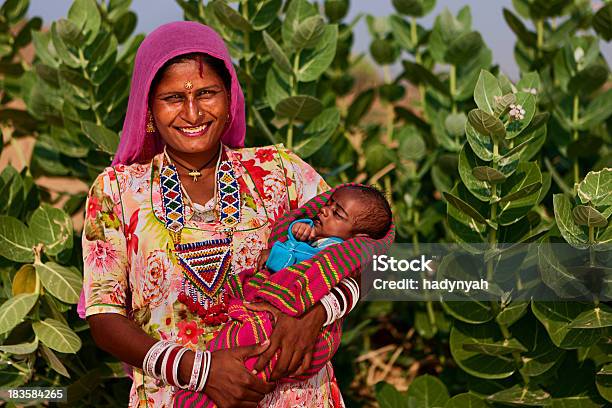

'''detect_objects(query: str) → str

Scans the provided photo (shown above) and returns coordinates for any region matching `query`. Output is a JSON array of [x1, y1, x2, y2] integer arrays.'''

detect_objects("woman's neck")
[[165, 144, 221, 170]]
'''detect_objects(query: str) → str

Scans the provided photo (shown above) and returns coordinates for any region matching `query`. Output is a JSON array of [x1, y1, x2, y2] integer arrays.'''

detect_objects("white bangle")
[[143, 341, 173, 379], [344, 278, 359, 311], [328, 292, 342, 323], [173, 347, 190, 388], [197, 351, 211, 392], [320, 294, 334, 326], [332, 286, 348, 317], [189, 350, 203, 391]]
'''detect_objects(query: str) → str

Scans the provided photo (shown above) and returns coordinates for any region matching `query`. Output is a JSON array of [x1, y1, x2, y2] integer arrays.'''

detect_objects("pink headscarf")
[[112, 21, 245, 165]]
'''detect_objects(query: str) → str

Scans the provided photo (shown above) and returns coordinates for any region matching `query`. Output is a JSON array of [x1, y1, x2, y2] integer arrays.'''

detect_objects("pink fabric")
[[78, 21, 246, 319]]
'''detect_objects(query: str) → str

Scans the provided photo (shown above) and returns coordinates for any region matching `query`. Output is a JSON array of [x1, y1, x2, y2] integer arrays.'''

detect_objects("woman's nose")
[[182, 97, 200, 124]]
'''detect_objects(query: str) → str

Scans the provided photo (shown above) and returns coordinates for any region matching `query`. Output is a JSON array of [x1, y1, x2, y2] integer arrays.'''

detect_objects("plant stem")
[[449, 64, 457, 114], [572, 94, 580, 191], [383, 65, 394, 145], [287, 119, 294, 149], [588, 225, 595, 267], [536, 19, 544, 59], [411, 17, 426, 117], [286, 51, 301, 149]]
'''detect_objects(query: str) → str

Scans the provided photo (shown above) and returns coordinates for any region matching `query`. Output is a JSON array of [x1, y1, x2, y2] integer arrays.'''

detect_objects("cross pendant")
[[188, 170, 201, 182]]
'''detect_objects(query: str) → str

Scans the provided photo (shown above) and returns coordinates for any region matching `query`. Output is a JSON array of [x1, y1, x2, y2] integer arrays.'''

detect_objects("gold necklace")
[[165, 148, 220, 182]]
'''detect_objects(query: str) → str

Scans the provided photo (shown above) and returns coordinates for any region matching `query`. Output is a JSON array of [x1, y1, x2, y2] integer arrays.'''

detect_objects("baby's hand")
[[292, 222, 315, 241], [256, 249, 271, 271]]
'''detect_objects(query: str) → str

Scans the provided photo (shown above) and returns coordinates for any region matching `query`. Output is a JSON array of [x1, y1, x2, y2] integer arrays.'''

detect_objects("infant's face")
[[312, 189, 363, 240]]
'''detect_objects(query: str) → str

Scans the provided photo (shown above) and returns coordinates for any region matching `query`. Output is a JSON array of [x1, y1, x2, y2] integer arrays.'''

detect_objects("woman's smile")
[[174, 121, 212, 137]]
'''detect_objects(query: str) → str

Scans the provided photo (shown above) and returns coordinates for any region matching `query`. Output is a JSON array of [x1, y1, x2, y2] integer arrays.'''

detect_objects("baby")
[[174, 185, 392, 407]]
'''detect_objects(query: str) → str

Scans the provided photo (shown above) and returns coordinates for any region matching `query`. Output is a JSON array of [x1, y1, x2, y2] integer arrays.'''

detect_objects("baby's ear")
[[354, 233, 369, 237]]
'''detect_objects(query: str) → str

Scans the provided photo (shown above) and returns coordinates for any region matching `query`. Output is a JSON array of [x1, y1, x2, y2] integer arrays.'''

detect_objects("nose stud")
[[198, 111, 203, 116]]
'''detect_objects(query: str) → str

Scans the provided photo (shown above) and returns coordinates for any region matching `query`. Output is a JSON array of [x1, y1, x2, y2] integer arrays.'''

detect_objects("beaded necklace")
[[160, 144, 240, 325]]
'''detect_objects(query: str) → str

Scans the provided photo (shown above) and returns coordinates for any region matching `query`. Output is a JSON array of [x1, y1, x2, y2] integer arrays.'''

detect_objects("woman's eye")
[[163, 95, 183, 102], [198, 90, 216, 98]]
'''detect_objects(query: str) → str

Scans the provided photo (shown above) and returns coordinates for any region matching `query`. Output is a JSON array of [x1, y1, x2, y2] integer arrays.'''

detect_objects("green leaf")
[[81, 121, 119, 154], [29, 204, 73, 256], [406, 375, 450, 407], [568, 305, 612, 329], [265, 67, 290, 109], [450, 321, 516, 379], [514, 313, 564, 377], [32, 318, 82, 353], [293, 108, 340, 158], [0, 338, 39, 355], [56, 18, 83, 47], [68, 0, 101, 44], [572, 206, 608, 228], [459, 146, 491, 201], [275, 95, 323, 121], [402, 61, 449, 96], [538, 243, 591, 298], [532, 302, 604, 349], [577, 169, 612, 207], [443, 192, 487, 224], [593, 3, 612, 41], [445, 31, 483, 65], [496, 301, 528, 326], [487, 385, 551, 406], [462, 337, 527, 355], [498, 162, 542, 226], [292, 15, 326, 50], [493, 93, 517, 118], [517, 71, 540, 95], [0, 216, 35, 263], [474, 70, 502, 115], [445, 113, 466, 138], [444, 394, 488, 408], [503, 8, 536, 46], [465, 122, 494, 162], [553, 194, 589, 249], [596, 363, 612, 403], [568, 64, 608, 96], [296, 25, 338, 82], [251, 0, 282, 30], [376, 382, 411, 408], [263, 31, 292, 75], [397, 126, 426, 161], [447, 184, 488, 245], [0, 293, 38, 335], [50, 22, 81, 68], [34, 262, 81, 304], [282, 0, 317, 45], [346, 88, 374, 128], [472, 166, 507, 184], [211, 0, 252, 32], [40, 344, 70, 378], [577, 89, 612, 130], [467, 109, 505, 142]]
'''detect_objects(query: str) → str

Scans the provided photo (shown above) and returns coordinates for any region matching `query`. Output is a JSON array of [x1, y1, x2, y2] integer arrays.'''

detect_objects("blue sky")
[[30, 0, 611, 80]]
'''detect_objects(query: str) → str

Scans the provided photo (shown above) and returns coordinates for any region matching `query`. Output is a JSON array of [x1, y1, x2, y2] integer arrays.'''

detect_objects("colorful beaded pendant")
[[160, 150, 241, 319]]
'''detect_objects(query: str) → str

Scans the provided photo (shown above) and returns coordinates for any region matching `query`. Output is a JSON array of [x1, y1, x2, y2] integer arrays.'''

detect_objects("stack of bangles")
[[143, 341, 211, 392], [320, 277, 360, 326]]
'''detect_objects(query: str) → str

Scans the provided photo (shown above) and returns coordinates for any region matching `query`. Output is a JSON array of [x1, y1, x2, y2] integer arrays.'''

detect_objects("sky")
[[28, 0, 611, 80]]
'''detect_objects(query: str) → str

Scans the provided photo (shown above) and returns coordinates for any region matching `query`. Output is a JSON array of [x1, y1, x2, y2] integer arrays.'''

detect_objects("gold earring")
[[146, 110, 156, 133]]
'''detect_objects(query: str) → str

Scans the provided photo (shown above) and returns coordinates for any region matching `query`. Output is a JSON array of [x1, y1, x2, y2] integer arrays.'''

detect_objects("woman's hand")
[[256, 249, 271, 271], [203, 342, 276, 408], [245, 302, 327, 381]]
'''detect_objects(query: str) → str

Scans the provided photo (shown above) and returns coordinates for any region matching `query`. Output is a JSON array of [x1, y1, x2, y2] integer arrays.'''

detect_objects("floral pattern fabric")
[[82, 144, 343, 407]]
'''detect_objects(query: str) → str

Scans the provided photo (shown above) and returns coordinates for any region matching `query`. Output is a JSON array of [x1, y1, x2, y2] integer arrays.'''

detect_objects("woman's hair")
[[149, 52, 232, 97]]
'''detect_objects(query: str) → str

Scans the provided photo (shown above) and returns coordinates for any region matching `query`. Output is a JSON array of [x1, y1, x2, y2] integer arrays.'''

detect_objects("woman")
[[81, 21, 347, 407]]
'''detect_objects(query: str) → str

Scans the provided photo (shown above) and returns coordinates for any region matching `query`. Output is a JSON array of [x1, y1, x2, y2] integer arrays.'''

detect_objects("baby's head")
[[312, 185, 392, 241]]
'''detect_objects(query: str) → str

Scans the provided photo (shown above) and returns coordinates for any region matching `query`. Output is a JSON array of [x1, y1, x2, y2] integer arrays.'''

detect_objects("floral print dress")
[[82, 144, 345, 407]]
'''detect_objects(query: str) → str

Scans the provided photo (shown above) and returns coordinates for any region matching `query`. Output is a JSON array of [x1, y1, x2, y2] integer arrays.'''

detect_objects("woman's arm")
[[88, 313, 274, 407]]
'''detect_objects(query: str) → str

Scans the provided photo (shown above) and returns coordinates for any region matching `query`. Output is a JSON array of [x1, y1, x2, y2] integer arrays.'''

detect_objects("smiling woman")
[[78, 21, 348, 408]]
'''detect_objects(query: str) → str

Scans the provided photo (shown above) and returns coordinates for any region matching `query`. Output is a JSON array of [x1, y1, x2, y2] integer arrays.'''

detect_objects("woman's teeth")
[[180, 124, 208, 134]]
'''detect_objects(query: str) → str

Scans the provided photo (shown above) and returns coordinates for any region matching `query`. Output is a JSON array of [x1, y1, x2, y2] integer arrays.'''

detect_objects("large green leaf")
[[532, 302, 604, 349], [473, 70, 501, 115], [293, 107, 340, 158], [211, 0, 252, 32], [487, 384, 551, 406], [262, 31, 292, 75], [296, 25, 338, 82], [513, 313, 564, 377], [282, 0, 317, 45], [0, 216, 35, 263], [450, 321, 516, 379], [68, 0, 101, 44], [445, 31, 483, 65], [0, 293, 38, 335], [444, 191, 487, 224], [568, 304, 612, 329], [250, 0, 282, 30], [406, 375, 450, 408], [35, 262, 82, 304], [397, 126, 426, 161], [274, 95, 323, 121], [568, 64, 608, 96], [572, 206, 607, 228], [81, 121, 119, 154], [40, 344, 70, 378], [0, 338, 39, 355], [465, 122, 494, 162], [444, 394, 488, 408], [345, 88, 374, 128], [517, 72, 540, 94], [498, 162, 542, 226], [506, 92, 536, 139], [577, 169, 612, 208], [553, 194, 589, 249], [291, 15, 326, 50], [593, 3, 612, 41], [496, 301, 529, 326], [32, 318, 82, 353], [462, 337, 527, 355], [376, 382, 411, 408], [468, 109, 505, 142], [447, 184, 488, 245], [458, 146, 492, 202], [265, 66, 290, 109], [596, 363, 612, 403], [577, 89, 612, 130], [538, 243, 591, 299], [29, 204, 73, 256]]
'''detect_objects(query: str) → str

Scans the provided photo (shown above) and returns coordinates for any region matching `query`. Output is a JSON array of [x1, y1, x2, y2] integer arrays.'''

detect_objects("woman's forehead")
[[157, 60, 224, 88]]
